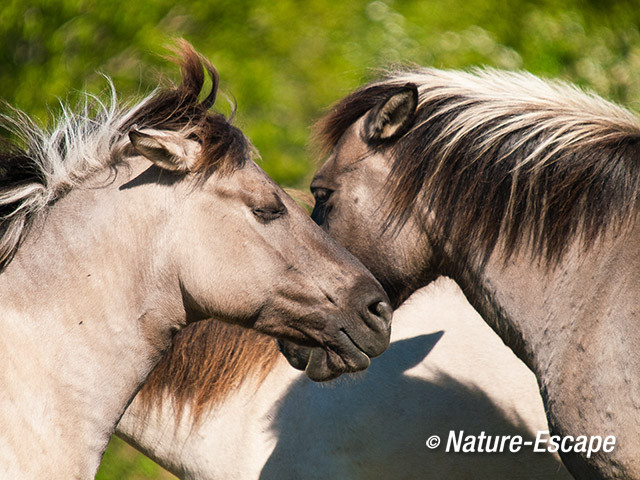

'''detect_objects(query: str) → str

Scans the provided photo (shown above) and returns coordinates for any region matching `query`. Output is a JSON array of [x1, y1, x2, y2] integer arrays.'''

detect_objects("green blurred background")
[[2, 0, 639, 478]]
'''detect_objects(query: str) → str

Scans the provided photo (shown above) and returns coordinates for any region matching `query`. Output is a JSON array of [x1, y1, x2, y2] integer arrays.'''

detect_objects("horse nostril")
[[366, 299, 393, 332]]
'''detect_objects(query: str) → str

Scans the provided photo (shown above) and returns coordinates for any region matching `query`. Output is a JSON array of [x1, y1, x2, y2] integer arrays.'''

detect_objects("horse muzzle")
[[277, 290, 392, 381]]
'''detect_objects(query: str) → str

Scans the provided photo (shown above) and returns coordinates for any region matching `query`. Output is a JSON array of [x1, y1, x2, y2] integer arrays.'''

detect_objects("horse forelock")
[[136, 320, 280, 425], [0, 40, 247, 271], [124, 39, 250, 176], [317, 68, 640, 265]]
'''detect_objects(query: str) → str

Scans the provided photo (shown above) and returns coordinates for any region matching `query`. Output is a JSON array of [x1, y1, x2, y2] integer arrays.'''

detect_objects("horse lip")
[[338, 327, 374, 367], [303, 328, 372, 381], [304, 348, 342, 382], [276, 339, 311, 371], [340, 327, 367, 356], [278, 322, 383, 381], [341, 321, 390, 358]]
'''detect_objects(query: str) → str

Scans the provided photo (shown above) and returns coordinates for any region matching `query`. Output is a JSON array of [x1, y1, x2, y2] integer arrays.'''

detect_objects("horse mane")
[[137, 319, 281, 424], [316, 68, 640, 264], [0, 39, 249, 271]]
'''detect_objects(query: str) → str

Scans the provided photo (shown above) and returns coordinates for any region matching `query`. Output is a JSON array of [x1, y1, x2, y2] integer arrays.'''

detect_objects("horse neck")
[[448, 229, 636, 374], [0, 158, 186, 478], [116, 355, 296, 479], [447, 223, 640, 476]]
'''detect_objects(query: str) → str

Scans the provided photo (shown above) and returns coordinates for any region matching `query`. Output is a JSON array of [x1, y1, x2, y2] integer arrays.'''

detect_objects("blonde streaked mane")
[[137, 320, 280, 424], [0, 40, 248, 271], [316, 67, 640, 264]]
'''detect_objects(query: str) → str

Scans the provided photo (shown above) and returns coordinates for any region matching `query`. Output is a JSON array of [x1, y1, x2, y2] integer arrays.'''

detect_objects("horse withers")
[[0, 42, 390, 479]]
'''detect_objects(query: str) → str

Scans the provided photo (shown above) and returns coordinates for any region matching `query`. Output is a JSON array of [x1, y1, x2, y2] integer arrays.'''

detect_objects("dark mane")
[[137, 320, 280, 424], [122, 39, 250, 176], [316, 68, 640, 264], [0, 40, 248, 271]]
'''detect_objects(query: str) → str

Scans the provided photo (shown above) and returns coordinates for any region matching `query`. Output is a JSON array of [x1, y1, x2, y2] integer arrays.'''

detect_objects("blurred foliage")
[[97, 437, 176, 480], [2, 0, 640, 188], [2, 0, 639, 478]]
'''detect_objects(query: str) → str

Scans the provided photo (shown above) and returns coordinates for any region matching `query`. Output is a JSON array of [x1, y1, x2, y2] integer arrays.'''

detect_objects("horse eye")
[[311, 187, 333, 205], [252, 205, 287, 222]]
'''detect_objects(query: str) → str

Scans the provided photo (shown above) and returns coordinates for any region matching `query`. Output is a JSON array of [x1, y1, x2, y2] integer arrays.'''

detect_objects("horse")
[[0, 41, 392, 479], [116, 277, 570, 479], [306, 67, 640, 479]]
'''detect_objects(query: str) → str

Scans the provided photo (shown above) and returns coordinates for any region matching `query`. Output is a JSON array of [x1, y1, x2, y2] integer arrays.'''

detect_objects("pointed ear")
[[364, 84, 418, 144], [128, 128, 201, 172]]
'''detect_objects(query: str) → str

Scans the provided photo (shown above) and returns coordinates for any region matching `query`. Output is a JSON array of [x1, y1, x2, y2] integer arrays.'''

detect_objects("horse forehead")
[[211, 162, 281, 202], [212, 159, 272, 188], [338, 122, 368, 158], [333, 145, 391, 187], [242, 160, 278, 185], [319, 129, 371, 182]]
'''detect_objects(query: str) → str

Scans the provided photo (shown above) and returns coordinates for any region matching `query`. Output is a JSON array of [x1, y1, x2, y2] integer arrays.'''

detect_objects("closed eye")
[[252, 205, 287, 222]]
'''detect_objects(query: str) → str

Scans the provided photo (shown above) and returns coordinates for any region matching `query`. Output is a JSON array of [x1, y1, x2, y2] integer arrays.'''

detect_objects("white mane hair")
[[388, 67, 640, 169], [2, 84, 143, 201], [0, 41, 247, 271], [317, 67, 640, 265], [0, 82, 149, 266]]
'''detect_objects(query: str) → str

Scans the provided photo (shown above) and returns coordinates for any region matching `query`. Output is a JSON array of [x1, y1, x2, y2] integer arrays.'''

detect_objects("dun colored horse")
[[307, 67, 640, 479], [0, 43, 390, 478]]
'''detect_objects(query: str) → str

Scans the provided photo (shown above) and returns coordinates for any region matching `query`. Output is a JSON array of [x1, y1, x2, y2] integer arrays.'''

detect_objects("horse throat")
[[0, 160, 185, 478]]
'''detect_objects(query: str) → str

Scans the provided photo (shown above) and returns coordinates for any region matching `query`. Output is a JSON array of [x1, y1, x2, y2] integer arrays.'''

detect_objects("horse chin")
[[305, 348, 343, 382], [276, 339, 311, 371], [276, 337, 371, 382], [306, 346, 371, 381]]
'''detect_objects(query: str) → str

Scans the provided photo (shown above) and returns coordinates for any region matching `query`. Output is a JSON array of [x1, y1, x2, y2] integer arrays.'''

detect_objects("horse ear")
[[364, 84, 418, 144], [128, 128, 200, 172]]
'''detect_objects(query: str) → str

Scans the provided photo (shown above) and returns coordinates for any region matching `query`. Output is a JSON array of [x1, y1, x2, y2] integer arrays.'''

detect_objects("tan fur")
[[316, 68, 640, 265], [138, 321, 280, 424], [0, 40, 248, 272], [312, 67, 640, 478], [0, 41, 392, 479]]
